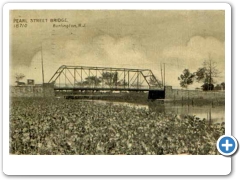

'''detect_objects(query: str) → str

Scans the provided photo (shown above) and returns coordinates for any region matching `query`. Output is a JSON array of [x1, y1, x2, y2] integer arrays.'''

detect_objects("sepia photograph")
[[9, 8, 226, 155]]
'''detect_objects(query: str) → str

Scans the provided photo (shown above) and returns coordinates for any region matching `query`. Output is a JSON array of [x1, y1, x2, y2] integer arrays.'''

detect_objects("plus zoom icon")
[[217, 135, 238, 156]]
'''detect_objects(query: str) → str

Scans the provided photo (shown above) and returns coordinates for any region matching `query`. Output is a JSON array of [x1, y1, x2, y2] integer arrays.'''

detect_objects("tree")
[[195, 67, 207, 83], [77, 76, 101, 87], [15, 73, 26, 86], [221, 82, 225, 90], [202, 83, 214, 91], [214, 84, 222, 90], [101, 72, 118, 87], [195, 59, 220, 90], [117, 80, 128, 87], [178, 69, 195, 88], [15, 73, 25, 81]]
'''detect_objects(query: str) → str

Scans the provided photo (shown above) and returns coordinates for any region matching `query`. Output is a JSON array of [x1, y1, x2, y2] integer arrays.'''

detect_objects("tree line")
[[76, 72, 123, 87], [76, 72, 161, 88], [178, 59, 225, 91]]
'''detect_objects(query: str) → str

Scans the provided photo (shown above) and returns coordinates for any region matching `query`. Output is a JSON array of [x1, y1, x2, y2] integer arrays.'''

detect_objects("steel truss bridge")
[[48, 65, 165, 99]]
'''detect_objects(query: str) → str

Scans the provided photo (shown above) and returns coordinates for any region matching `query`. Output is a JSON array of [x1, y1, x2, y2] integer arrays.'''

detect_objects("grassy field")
[[10, 97, 224, 155]]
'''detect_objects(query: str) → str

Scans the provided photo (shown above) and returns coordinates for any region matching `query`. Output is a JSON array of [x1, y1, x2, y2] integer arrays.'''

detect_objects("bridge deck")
[[54, 87, 164, 91]]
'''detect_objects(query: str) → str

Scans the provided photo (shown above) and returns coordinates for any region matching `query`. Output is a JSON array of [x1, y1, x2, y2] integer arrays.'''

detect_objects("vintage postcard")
[[3, 3, 232, 175]]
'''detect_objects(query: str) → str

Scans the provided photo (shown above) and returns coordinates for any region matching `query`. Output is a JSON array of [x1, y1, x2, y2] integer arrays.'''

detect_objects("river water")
[[154, 104, 225, 123], [83, 99, 225, 123]]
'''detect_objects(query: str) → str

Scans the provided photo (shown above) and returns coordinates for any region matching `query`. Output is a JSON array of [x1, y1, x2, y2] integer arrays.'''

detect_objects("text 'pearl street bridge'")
[[48, 65, 165, 99]]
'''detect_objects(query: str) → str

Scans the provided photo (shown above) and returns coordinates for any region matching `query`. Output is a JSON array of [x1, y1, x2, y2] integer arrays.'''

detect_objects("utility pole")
[[41, 42, 45, 85], [160, 63, 163, 87], [208, 53, 212, 91], [164, 63, 165, 88], [209, 54, 212, 84]]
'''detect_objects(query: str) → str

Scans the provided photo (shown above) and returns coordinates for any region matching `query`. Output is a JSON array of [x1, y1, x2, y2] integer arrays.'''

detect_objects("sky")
[[10, 10, 225, 89]]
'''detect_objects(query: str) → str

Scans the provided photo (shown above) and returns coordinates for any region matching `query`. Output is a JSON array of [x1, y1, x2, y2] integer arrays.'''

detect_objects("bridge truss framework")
[[48, 65, 164, 92]]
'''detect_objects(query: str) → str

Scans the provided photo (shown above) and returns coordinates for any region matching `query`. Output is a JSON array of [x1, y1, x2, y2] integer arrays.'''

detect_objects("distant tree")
[[117, 80, 128, 87], [202, 83, 214, 91], [15, 73, 26, 86], [15, 73, 25, 81], [195, 67, 207, 83], [214, 84, 222, 90], [77, 76, 101, 87], [178, 69, 195, 89], [195, 59, 220, 90], [101, 72, 118, 87], [221, 82, 225, 90], [86, 76, 101, 87]]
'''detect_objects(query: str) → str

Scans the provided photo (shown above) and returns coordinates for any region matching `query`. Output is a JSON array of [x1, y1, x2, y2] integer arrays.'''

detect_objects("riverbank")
[[60, 92, 225, 106]]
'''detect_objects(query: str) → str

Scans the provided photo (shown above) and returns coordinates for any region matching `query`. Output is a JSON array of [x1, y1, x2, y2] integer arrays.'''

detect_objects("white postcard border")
[[3, 3, 231, 175]]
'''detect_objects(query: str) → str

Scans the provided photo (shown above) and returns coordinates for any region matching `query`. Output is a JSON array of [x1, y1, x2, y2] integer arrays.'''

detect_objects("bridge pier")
[[148, 90, 165, 99]]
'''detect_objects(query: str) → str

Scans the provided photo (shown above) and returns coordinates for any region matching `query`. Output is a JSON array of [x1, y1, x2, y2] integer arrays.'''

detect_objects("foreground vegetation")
[[10, 98, 224, 155]]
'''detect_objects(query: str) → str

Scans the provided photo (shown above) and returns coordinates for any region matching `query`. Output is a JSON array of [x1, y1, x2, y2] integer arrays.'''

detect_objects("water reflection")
[[82, 100, 225, 123], [149, 103, 224, 123]]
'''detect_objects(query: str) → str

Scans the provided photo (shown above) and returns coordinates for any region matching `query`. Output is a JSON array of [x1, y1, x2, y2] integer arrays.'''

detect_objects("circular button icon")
[[217, 135, 238, 156]]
